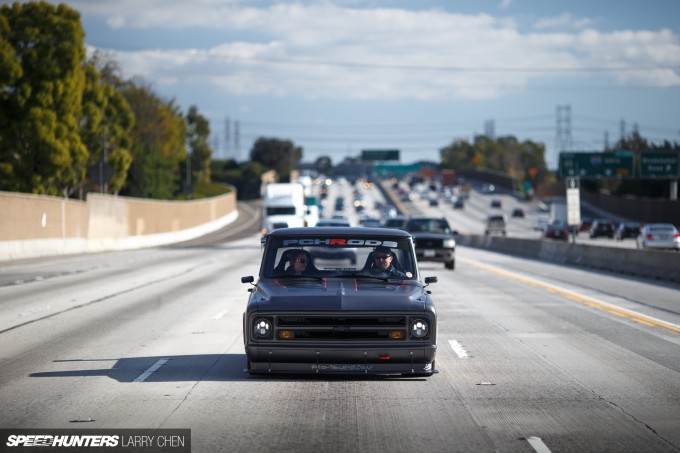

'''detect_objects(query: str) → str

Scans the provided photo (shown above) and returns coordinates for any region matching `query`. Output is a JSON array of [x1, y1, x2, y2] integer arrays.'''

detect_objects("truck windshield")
[[266, 207, 296, 216], [263, 236, 418, 280]]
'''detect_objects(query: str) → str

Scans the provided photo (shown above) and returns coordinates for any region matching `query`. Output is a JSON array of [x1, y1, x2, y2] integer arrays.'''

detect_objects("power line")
[[93, 43, 680, 74]]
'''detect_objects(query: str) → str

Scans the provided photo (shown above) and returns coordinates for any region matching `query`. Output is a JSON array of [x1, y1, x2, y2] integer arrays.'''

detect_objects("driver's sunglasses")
[[374, 254, 391, 260], [295, 259, 308, 264]]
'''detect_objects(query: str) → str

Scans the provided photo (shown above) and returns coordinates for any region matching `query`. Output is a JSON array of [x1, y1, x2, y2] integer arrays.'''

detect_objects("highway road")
[[398, 181, 654, 250], [1, 186, 679, 452]]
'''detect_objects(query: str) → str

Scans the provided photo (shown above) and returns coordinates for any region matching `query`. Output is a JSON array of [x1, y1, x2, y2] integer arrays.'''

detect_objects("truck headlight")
[[253, 318, 272, 338], [410, 319, 429, 338], [443, 239, 456, 248]]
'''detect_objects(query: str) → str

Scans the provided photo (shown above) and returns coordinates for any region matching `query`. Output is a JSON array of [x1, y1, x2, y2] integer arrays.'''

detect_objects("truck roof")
[[269, 227, 411, 238]]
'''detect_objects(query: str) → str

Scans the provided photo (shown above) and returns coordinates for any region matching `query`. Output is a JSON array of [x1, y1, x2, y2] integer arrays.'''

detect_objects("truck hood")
[[251, 278, 428, 312]]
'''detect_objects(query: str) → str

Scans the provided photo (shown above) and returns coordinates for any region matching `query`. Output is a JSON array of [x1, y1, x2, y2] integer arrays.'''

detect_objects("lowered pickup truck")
[[241, 227, 439, 376]]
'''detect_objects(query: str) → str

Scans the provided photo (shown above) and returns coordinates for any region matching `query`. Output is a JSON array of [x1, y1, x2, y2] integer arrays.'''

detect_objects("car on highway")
[[511, 207, 525, 218], [589, 219, 616, 238], [543, 222, 570, 240], [317, 218, 351, 227], [579, 217, 593, 232], [637, 224, 680, 250], [404, 216, 456, 270], [490, 199, 502, 208], [241, 227, 438, 375], [485, 214, 507, 236], [359, 217, 382, 228], [614, 222, 642, 241], [452, 197, 465, 209], [534, 218, 549, 232], [381, 215, 408, 229]]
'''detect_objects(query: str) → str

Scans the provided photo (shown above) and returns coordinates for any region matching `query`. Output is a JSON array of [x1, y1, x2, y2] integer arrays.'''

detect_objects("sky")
[[46, 0, 680, 169]]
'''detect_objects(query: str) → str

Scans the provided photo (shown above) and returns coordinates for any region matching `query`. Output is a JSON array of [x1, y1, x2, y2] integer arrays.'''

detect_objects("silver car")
[[637, 224, 680, 250]]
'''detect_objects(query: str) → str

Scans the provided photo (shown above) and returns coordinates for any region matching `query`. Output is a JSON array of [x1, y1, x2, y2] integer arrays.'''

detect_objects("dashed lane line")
[[133, 358, 169, 382]]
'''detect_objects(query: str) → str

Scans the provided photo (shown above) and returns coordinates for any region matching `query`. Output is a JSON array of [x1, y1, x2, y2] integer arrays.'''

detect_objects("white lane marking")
[[212, 309, 229, 320], [448, 340, 471, 358], [526, 436, 553, 453], [133, 358, 169, 382]]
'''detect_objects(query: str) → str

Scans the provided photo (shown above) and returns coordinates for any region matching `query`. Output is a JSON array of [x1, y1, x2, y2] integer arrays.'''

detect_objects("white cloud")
[[81, 2, 680, 100], [534, 13, 593, 30], [105, 14, 126, 29]]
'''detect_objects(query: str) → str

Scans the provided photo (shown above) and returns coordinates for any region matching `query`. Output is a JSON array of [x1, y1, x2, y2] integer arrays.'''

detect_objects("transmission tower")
[[556, 105, 573, 165], [484, 119, 495, 139]]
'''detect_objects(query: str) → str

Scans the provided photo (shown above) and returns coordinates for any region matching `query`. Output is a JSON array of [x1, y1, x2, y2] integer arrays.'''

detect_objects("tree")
[[80, 59, 134, 196], [211, 159, 265, 200], [120, 80, 186, 199], [440, 135, 548, 188], [0, 2, 88, 196], [250, 137, 302, 182], [185, 106, 212, 185], [315, 155, 333, 176]]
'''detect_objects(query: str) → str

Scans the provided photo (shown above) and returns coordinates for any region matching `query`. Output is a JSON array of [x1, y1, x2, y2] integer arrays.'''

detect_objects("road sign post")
[[566, 177, 581, 243]]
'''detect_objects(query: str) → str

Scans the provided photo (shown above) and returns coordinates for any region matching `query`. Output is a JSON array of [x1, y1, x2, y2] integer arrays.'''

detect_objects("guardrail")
[[0, 190, 238, 262], [376, 179, 680, 284], [457, 234, 680, 284]]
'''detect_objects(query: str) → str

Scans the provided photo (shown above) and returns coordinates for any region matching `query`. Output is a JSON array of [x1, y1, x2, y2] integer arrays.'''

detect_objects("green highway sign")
[[559, 151, 634, 178], [639, 152, 679, 178], [362, 149, 400, 162]]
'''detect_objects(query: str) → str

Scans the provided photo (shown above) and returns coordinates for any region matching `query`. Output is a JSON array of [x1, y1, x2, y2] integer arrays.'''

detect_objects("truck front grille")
[[269, 315, 413, 342]]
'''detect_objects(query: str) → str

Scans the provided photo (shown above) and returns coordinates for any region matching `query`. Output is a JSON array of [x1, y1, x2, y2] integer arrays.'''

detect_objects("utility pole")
[[99, 126, 109, 194], [604, 130, 610, 151], [185, 142, 192, 200], [224, 117, 231, 159], [234, 121, 240, 161], [620, 119, 626, 141]]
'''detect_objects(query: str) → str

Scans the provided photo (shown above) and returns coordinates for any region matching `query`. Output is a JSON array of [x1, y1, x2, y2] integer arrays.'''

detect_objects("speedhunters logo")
[[1, 429, 190, 452], [6, 435, 119, 447]]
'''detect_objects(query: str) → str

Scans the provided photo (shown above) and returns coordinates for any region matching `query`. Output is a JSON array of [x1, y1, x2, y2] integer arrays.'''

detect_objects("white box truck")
[[261, 183, 307, 234]]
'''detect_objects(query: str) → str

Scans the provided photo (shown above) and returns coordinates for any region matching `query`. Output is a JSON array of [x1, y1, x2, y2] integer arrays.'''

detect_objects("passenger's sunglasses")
[[294, 259, 308, 264], [374, 254, 391, 260]]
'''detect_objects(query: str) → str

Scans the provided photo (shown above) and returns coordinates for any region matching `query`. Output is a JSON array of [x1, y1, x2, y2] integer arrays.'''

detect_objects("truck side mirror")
[[241, 276, 254, 284], [424, 276, 438, 285]]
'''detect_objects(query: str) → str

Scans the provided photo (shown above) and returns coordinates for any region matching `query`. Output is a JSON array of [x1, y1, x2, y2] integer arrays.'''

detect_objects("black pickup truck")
[[241, 227, 438, 376]]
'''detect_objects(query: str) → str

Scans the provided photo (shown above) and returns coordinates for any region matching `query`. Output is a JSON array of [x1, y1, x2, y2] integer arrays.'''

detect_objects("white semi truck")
[[261, 183, 307, 234]]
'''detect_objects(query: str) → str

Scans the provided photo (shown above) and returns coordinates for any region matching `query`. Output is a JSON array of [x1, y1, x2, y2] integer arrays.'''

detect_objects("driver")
[[367, 246, 406, 279]]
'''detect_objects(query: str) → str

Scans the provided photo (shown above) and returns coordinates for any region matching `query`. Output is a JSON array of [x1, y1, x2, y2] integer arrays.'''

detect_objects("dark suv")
[[404, 216, 456, 270], [589, 219, 615, 238], [614, 222, 641, 240]]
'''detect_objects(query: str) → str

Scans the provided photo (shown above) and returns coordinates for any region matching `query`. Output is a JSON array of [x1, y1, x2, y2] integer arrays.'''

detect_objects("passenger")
[[366, 246, 406, 278], [286, 250, 311, 275]]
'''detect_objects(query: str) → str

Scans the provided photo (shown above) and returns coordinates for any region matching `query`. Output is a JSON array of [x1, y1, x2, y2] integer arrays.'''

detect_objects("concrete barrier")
[[457, 234, 680, 283], [0, 190, 238, 261]]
